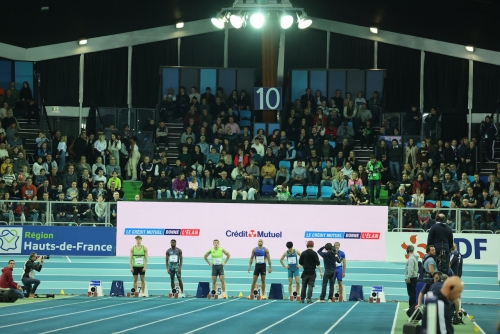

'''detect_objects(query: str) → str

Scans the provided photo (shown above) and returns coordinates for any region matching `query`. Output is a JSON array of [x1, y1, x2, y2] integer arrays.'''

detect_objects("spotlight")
[[230, 13, 244, 29], [250, 13, 265, 29], [78, 39, 88, 45], [297, 13, 312, 29], [369, 27, 378, 34], [176, 22, 184, 28], [280, 12, 294, 29], [465, 46, 474, 52], [211, 14, 226, 29]]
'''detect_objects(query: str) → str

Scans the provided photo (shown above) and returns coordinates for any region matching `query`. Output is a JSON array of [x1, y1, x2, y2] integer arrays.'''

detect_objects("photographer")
[[0, 260, 24, 298], [423, 245, 436, 279], [317, 243, 337, 302], [427, 213, 454, 273], [449, 243, 463, 278], [22, 252, 44, 298], [366, 155, 382, 204]]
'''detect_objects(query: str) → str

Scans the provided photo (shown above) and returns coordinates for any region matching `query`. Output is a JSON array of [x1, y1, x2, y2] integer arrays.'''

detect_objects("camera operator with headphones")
[[427, 213, 454, 273], [22, 252, 45, 298]]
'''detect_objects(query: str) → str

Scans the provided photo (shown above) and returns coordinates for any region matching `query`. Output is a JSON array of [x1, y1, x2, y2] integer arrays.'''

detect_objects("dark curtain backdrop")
[[34, 55, 79, 106], [378, 43, 421, 113], [284, 28, 327, 70], [228, 29, 263, 70], [83, 47, 128, 108], [424, 52, 469, 113], [132, 39, 178, 109], [329, 32, 374, 69], [180, 31, 224, 67], [472, 61, 500, 113], [441, 113, 468, 142]]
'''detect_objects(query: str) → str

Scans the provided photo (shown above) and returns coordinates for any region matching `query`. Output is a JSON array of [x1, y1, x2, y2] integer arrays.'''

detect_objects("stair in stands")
[[17, 118, 42, 162], [164, 121, 184, 166]]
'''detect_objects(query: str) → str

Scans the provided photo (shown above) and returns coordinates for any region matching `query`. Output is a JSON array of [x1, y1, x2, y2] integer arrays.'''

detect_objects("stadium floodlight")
[[297, 13, 312, 29], [211, 14, 226, 29], [280, 12, 294, 29], [465, 46, 474, 52], [78, 39, 88, 45], [250, 13, 265, 29], [230, 12, 244, 29], [369, 27, 378, 34]]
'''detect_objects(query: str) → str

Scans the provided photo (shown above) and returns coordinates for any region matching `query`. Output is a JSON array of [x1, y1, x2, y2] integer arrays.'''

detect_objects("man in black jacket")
[[22, 252, 44, 298], [317, 243, 336, 302], [389, 139, 402, 181], [299, 241, 322, 303], [427, 213, 454, 273], [403, 105, 421, 135]]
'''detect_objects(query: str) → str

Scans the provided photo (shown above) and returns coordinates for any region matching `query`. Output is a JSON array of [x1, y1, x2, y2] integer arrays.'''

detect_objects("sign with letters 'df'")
[[254, 87, 282, 110]]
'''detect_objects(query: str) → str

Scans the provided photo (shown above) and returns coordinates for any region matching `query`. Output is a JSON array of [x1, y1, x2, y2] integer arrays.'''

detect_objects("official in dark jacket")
[[299, 241, 322, 303], [427, 213, 454, 273]]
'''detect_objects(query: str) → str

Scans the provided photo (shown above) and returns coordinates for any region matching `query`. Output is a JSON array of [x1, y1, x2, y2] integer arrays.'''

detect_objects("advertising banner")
[[116, 202, 388, 260], [386, 232, 500, 265], [0, 226, 116, 256]]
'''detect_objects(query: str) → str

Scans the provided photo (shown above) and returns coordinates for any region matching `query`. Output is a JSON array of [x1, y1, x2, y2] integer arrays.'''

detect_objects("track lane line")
[[323, 301, 359, 334], [113, 299, 238, 333], [0, 297, 160, 329], [185, 300, 276, 333], [0, 298, 99, 316], [255, 301, 318, 334], [390, 302, 399, 334], [39, 299, 192, 333]]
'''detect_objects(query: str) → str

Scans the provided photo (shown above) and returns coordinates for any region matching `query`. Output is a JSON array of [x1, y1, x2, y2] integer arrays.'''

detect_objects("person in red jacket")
[[22, 178, 37, 200], [233, 148, 249, 168], [0, 260, 25, 298]]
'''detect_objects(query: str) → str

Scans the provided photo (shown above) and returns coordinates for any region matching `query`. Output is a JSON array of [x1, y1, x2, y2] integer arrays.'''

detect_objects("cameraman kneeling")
[[22, 252, 44, 298], [0, 260, 24, 299]]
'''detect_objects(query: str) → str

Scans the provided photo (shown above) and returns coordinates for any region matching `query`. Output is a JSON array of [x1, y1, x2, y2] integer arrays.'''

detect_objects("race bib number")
[[170, 255, 178, 263], [287, 257, 296, 265], [214, 258, 222, 265], [256, 256, 265, 264], [135, 257, 144, 265]]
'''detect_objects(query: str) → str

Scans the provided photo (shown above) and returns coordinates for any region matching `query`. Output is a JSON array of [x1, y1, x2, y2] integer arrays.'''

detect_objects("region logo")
[[124, 228, 200, 236], [0, 228, 23, 254], [226, 230, 282, 238], [401, 235, 426, 259]]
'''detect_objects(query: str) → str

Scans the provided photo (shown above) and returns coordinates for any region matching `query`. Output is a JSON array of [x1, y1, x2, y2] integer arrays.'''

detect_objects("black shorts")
[[132, 267, 145, 276], [253, 263, 266, 276], [212, 265, 224, 277]]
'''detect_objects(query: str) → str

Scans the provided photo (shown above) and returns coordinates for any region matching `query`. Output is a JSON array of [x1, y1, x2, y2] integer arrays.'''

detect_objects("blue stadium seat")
[[289, 140, 295, 147], [416, 142, 422, 148], [240, 110, 252, 127], [267, 123, 280, 136], [322, 161, 326, 169], [425, 200, 436, 205], [261, 185, 274, 196], [253, 123, 266, 137], [480, 176, 489, 184], [240, 119, 251, 127], [291, 185, 303, 197], [441, 200, 451, 207], [306, 186, 318, 198], [321, 186, 332, 199], [329, 141, 336, 149], [279, 160, 291, 171], [467, 175, 475, 183], [348, 122, 353, 127]]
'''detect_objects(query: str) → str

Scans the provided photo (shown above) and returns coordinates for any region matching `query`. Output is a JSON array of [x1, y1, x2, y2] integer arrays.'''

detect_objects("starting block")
[[332, 284, 346, 302], [87, 280, 103, 297], [289, 291, 301, 302], [369, 286, 386, 303], [250, 289, 261, 300], [207, 289, 219, 300], [126, 288, 139, 298], [168, 288, 179, 298]]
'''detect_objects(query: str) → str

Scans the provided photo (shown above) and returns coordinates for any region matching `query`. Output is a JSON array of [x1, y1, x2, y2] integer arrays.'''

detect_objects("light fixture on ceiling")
[[297, 13, 312, 29], [230, 12, 244, 29], [465, 46, 474, 52], [369, 27, 378, 34], [211, 13, 227, 29], [280, 12, 294, 29], [78, 39, 88, 46], [176, 22, 184, 28], [211, 0, 311, 30], [250, 12, 265, 28]]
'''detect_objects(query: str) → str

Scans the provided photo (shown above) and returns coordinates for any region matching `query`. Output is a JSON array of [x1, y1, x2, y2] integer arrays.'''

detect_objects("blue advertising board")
[[253, 87, 282, 110], [0, 226, 116, 256]]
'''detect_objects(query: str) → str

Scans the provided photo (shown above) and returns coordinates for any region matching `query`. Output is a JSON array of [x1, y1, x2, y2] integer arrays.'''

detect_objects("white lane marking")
[[39, 299, 191, 333], [0, 299, 98, 316], [323, 301, 360, 334], [185, 300, 276, 333], [113, 299, 238, 333], [256, 301, 318, 334], [390, 302, 399, 334], [66, 256, 71, 262]]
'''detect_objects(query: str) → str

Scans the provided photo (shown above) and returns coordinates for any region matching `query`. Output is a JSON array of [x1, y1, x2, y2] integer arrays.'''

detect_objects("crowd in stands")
[[1, 81, 498, 232]]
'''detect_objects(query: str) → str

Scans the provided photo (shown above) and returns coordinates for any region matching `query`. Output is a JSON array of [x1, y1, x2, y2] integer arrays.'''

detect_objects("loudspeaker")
[[0, 288, 19, 303]]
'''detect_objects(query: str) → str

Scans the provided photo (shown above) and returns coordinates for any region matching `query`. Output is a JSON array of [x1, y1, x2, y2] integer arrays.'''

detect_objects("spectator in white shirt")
[[94, 134, 107, 164], [0, 143, 8, 160], [251, 137, 265, 157]]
